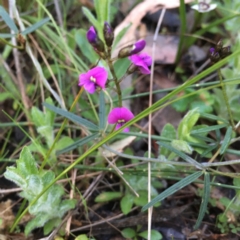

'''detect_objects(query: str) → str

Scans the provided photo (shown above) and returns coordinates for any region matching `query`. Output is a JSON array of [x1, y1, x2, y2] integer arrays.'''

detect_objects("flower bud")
[[216, 39, 223, 52], [103, 22, 114, 47], [118, 40, 146, 58], [86, 26, 105, 52], [220, 46, 231, 58], [209, 48, 220, 63]]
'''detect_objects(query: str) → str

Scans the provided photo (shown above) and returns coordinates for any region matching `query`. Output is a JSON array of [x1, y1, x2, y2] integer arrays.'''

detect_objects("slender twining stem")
[[40, 87, 84, 169], [217, 69, 235, 129], [106, 51, 122, 106]]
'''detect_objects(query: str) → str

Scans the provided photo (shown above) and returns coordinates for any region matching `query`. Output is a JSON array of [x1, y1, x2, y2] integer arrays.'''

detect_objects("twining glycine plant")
[[79, 22, 152, 131]]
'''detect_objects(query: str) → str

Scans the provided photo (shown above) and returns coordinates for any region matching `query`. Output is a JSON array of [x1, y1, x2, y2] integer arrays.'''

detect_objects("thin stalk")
[[147, 8, 166, 240], [175, 0, 187, 64], [217, 69, 235, 129], [107, 55, 122, 106]]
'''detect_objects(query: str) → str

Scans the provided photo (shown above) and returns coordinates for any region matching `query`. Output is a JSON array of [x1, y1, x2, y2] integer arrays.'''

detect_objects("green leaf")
[[45, 97, 56, 127], [99, 91, 106, 129], [171, 139, 193, 154], [82, 7, 101, 33], [55, 136, 74, 151], [4, 167, 26, 187], [75, 235, 89, 240], [220, 126, 232, 155], [191, 124, 227, 134], [112, 23, 131, 50], [56, 133, 99, 155], [37, 126, 54, 147], [160, 123, 176, 157], [31, 106, 45, 127], [0, 6, 18, 33], [18, 147, 38, 176], [75, 29, 98, 63], [141, 171, 203, 211], [120, 193, 134, 215], [194, 171, 210, 229], [200, 112, 229, 123], [178, 108, 200, 140], [43, 218, 61, 235], [94, 0, 112, 25], [138, 230, 163, 240], [24, 212, 50, 236], [22, 17, 50, 35], [121, 228, 136, 238], [114, 58, 131, 79], [95, 191, 122, 202], [43, 102, 99, 130], [190, 100, 213, 113]]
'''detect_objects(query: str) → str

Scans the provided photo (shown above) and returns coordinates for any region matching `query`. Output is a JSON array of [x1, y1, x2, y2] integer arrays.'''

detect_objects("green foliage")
[[95, 192, 122, 202], [121, 228, 162, 240], [4, 147, 76, 235], [172, 89, 214, 113]]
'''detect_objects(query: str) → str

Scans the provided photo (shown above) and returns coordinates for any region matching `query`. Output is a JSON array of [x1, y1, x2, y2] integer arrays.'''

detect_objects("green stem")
[[217, 69, 235, 129], [106, 49, 122, 106], [175, 0, 187, 64]]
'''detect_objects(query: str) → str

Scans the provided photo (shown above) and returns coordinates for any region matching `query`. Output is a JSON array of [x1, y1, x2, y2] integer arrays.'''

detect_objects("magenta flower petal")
[[108, 107, 121, 124], [78, 66, 108, 94], [139, 66, 151, 75], [83, 81, 96, 94], [92, 67, 108, 88], [129, 52, 152, 75], [116, 124, 130, 132], [108, 107, 134, 132], [119, 107, 134, 121]]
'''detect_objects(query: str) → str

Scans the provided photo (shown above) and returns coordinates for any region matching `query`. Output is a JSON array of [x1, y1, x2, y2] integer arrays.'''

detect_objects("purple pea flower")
[[131, 40, 146, 55], [129, 52, 152, 74], [108, 107, 134, 132], [87, 26, 97, 44], [118, 40, 146, 58], [86, 26, 104, 52], [79, 67, 108, 94]]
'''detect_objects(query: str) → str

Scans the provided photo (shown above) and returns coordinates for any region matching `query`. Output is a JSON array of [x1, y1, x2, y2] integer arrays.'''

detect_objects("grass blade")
[[194, 171, 210, 229], [220, 126, 232, 154], [141, 171, 203, 211], [22, 17, 50, 35], [0, 6, 18, 33], [158, 141, 203, 169], [0, 33, 15, 38], [43, 103, 99, 130]]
